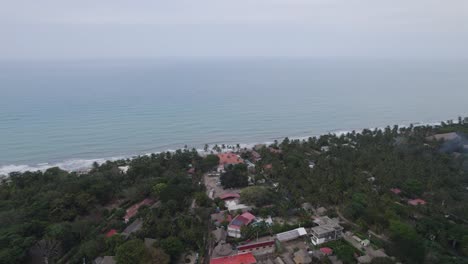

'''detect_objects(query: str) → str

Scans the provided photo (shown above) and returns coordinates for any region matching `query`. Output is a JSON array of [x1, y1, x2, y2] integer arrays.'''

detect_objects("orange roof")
[[218, 153, 243, 165], [210, 253, 256, 264]]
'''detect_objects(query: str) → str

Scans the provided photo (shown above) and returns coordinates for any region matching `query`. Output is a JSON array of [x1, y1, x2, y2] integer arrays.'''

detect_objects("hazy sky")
[[1, 0, 467, 59]]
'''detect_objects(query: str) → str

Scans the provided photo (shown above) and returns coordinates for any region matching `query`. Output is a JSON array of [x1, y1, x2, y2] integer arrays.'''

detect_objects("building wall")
[[311, 230, 342, 245], [227, 227, 241, 238]]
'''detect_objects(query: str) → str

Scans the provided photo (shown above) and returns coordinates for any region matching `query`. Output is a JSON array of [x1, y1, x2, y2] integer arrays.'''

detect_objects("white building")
[[276, 227, 307, 242], [310, 217, 343, 245]]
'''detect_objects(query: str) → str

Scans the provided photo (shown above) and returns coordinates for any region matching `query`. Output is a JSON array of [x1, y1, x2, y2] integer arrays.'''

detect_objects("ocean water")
[[1, 58, 468, 174]]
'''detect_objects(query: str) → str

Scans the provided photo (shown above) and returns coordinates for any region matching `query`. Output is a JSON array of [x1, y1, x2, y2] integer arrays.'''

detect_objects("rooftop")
[[251, 151, 261, 161], [276, 227, 307, 242], [408, 198, 427, 206], [229, 212, 256, 229], [237, 240, 275, 251], [320, 247, 333, 255], [122, 218, 143, 235], [218, 153, 244, 165], [210, 253, 257, 264], [220, 193, 241, 200], [105, 229, 117, 238], [124, 198, 154, 222]]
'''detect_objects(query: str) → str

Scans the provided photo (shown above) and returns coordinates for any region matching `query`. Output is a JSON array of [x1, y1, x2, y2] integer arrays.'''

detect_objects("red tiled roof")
[[408, 199, 426, 206], [105, 229, 117, 238], [188, 168, 195, 174], [210, 253, 257, 264], [320, 247, 333, 255], [229, 212, 256, 229], [241, 212, 256, 222], [218, 153, 243, 165], [390, 188, 402, 194], [238, 240, 275, 251], [219, 193, 240, 200], [263, 164, 273, 170], [124, 198, 154, 222]]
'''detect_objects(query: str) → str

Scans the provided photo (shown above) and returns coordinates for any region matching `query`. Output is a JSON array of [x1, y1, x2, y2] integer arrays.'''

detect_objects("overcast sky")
[[1, 0, 467, 59]]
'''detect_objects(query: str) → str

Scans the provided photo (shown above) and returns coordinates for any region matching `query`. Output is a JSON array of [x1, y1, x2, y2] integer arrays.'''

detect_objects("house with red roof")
[[227, 212, 256, 238], [408, 198, 426, 206], [218, 153, 243, 166], [124, 198, 154, 223], [390, 188, 402, 195], [219, 192, 240, 200], [105, 229, 117, 238], [320, 247, 333, 255], [237, 240, 275, 255], [210, 253, 257, 264]]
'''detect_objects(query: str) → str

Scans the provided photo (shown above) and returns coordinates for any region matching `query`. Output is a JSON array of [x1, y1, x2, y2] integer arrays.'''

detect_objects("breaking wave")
[[0, 120, 447, 177]]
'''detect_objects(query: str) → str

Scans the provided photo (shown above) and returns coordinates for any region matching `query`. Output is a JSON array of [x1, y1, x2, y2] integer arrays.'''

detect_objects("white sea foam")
[[0, 119, 451, 177], [0, 156, 125, 176]]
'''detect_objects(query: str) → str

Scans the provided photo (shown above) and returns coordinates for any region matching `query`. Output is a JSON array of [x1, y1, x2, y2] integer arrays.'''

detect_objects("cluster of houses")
[[210, 208, 345, 264], [208, 150, 350, 264]]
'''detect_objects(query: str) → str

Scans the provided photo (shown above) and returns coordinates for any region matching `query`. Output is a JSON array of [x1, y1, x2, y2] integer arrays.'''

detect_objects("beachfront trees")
[[200, 154, 219, 172], [0, 149, 204, 263], [1, 122, 467, 263]]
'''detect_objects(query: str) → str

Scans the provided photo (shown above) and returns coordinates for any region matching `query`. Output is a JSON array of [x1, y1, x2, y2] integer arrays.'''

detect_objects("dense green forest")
[[250, 122, 468, 263], [0, 149, 214, 264], [1, 120, 468, 263]]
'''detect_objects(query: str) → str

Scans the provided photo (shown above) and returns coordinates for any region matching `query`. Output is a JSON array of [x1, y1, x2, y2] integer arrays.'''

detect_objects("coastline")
[[0, 119, 448, 177]]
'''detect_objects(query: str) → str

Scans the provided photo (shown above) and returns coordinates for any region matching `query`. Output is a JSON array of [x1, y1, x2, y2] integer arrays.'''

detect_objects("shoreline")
[[0, 119, 448, 176]]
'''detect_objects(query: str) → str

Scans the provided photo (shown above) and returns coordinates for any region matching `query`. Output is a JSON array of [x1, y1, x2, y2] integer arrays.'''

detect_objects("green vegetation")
[[220, 164, 248, 188], [321, 240, 358, 264], [0, 149, 210, 264], [1, 120, 468, 263], [240, 186, 277, 207], [115, 239, 148, 264], [252, 121, 468, 263]]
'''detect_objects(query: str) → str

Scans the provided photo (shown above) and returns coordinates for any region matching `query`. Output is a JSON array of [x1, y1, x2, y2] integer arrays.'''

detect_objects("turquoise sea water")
[[1, 58, 467, 174]]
